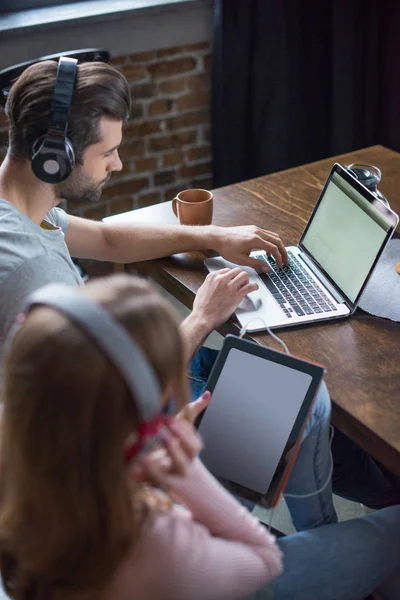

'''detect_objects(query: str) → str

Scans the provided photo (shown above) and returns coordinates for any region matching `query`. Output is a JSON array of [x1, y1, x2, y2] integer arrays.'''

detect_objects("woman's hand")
[[132, 392, 210, 488], [178, 390, 211, 423], [135, 418, 203, 490]]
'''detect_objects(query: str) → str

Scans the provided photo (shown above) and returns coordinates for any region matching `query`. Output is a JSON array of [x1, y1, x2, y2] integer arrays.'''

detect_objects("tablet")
[[197, 335, 326, 508]]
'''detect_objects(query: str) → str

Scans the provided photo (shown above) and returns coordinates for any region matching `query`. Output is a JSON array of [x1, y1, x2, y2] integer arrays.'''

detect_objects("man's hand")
[[193, 267, 258, 331], [180, 268, 258, 360], [213, 225, 288, 270]]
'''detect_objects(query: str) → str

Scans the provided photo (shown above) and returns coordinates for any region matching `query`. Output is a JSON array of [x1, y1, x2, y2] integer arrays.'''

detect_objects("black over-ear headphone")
[[31, 57, 77, 184], [345, 163, 390, 207]]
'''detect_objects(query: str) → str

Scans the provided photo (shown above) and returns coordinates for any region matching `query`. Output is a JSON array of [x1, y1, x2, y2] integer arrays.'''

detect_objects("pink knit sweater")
[[105, 459, 283, 600]]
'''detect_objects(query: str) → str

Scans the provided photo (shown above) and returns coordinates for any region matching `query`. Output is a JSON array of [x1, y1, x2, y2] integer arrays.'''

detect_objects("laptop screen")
[[301, 171, 393, 303]]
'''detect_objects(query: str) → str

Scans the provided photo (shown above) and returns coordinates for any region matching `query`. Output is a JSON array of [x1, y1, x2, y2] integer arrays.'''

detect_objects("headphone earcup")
[[31, 134, 75, 184]]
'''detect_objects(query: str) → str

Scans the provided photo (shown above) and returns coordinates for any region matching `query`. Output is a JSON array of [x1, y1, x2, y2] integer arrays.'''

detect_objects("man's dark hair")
[[5, 60, 131, 163]]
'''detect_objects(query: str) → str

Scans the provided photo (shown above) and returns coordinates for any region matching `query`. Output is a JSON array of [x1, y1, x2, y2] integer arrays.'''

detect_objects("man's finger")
[[247, 236, 286, 267], [237, 256, 270, 272], [237, 281, 259, 298], [219, 266, 244, 280], [212, 267, 231, 276], [257, 229, 288, 265], [261, 242, 284, 268], [229, 270, 250, 289]]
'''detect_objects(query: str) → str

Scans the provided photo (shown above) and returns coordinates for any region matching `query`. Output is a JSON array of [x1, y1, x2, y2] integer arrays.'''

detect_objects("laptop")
[[205, 163, 399, 331]]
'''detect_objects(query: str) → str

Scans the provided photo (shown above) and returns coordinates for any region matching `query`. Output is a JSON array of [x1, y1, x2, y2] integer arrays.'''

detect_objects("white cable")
[[284, 425, 335, 499], [267, 504, 277, 534], [265, 325, 290, 355], [240, 318, 335, 501], [239, 320, 290, 355], [187, 374, 205, 384], [267, 428, 333, 533]]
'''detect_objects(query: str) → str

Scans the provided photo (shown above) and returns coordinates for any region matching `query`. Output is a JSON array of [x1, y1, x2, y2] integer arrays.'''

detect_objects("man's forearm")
[[180, 312, 212, 363], [67, 214, 286, 271], [102, 222, 222, 263]]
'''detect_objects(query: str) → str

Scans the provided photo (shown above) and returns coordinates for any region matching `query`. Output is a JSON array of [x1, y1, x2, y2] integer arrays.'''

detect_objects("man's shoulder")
[[0, 198, 42, 239], [0, 254, 80, 360], [0, 199, 69, 233], [45, 206, 70, 232], [0, 198, 25, 229], [0, 204, 43, 277], [0, 200, 70, 274]]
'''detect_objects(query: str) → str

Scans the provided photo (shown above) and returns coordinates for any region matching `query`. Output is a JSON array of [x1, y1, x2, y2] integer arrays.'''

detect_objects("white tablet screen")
[[199, 348, 313, 494]]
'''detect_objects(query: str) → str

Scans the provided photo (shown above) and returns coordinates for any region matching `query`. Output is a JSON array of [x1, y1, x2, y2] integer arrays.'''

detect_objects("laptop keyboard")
[[254, 251, 338, 319]]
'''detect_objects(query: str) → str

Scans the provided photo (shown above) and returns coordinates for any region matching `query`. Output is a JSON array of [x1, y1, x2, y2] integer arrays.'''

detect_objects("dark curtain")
[[212, 0, 400, 187]]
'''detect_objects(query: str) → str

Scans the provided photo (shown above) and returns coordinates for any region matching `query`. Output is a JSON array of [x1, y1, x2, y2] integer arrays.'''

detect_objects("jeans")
[[255, 506, 400, 600], [190, 347, 400, 512]]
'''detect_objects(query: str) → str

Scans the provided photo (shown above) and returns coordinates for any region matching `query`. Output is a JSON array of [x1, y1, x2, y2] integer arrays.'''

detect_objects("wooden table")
[[111, 145, 400, 477]]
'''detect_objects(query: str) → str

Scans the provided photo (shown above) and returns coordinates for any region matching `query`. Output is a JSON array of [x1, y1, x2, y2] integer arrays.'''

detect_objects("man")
[[0, 59, 287, 361], [0, 59, 398, 514]]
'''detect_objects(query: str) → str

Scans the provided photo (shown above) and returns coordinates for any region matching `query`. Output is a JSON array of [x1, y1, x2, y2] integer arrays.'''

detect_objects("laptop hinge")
[[298, 253, 349, 306]]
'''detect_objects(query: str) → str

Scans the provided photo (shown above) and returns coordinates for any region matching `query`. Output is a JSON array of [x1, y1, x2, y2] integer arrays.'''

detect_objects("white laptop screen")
[[301, 171, 392, 303]]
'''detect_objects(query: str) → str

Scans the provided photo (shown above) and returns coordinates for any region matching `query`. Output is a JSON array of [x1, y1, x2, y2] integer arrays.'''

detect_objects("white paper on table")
[[103, 200, 178, 225]]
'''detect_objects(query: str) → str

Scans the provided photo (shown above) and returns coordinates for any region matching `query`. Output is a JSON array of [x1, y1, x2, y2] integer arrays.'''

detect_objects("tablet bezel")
[[196, 335, 326, 508]]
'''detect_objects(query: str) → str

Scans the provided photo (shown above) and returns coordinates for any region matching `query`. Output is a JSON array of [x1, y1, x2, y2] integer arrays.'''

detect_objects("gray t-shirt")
[[0, 198, 83, 359]]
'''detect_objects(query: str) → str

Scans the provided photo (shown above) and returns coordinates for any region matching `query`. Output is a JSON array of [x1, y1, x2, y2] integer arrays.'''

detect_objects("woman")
[[0, 274, 398, 600]]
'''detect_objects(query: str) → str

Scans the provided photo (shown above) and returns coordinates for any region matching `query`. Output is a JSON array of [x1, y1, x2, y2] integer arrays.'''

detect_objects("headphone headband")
[[48, 57, 77, 137], [22, 284, 161, 422]]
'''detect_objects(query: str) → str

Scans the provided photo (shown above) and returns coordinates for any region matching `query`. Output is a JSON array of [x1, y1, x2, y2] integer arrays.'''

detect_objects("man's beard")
[[58, 168, 110, 204]]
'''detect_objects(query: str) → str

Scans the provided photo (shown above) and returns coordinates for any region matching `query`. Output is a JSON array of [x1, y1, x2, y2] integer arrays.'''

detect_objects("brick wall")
[[0, 41, 212, 221]]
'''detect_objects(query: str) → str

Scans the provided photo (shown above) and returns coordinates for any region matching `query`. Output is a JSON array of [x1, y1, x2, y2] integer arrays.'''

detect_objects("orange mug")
[[172, 189, 213, 225]]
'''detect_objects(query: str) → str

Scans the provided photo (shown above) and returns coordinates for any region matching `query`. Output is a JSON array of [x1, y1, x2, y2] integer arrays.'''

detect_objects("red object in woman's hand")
[[124, 415, 170, 464]]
